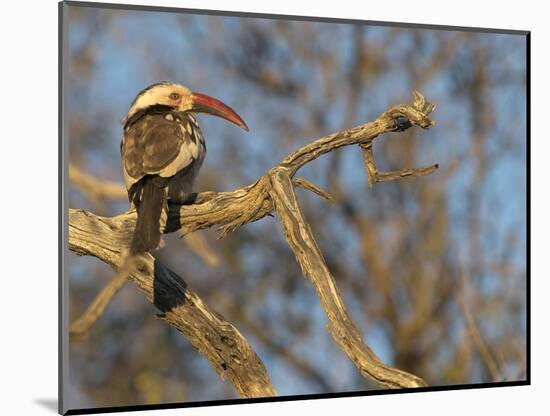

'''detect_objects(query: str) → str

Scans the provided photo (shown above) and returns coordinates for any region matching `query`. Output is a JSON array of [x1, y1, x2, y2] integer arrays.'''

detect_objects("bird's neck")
[[123, 104, 174, 129]]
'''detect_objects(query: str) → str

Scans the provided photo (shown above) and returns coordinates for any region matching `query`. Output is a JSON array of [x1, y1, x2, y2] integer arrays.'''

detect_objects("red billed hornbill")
[[121, 82, 248, 255]]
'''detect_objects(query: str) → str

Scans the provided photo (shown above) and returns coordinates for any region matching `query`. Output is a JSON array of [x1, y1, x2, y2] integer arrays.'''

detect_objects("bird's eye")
[[169, 93, 181, 100]]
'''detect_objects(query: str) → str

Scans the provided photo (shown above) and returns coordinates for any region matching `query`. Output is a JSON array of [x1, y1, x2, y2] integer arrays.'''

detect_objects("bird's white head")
[[124, 82, 249, 131]]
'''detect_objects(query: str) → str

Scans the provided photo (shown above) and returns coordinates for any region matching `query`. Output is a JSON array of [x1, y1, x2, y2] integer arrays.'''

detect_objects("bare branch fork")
[[68, 91, 436, 396]]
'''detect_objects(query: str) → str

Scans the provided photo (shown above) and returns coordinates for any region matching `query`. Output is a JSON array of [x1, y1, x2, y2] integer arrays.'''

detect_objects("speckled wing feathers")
[[122, 115, 181, 179]]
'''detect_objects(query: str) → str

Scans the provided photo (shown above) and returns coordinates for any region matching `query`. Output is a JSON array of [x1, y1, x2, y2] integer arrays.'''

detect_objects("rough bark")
[[269, 168, 426, 388], [69, 211, 276, 398]]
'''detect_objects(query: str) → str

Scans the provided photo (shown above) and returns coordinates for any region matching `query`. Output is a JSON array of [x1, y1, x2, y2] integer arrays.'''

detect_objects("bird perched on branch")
[[121, 82, 249, 254]]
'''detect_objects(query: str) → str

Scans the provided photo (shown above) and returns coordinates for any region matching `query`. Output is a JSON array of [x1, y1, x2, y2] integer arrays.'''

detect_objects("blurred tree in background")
[[66, 5, 527, 409]]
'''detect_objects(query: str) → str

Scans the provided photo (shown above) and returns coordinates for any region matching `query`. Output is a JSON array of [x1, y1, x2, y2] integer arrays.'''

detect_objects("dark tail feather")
[[130, 176, 167, 255]]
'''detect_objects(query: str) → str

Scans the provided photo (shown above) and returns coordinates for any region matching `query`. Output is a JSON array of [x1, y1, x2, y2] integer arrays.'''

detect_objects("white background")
[[0, 0, 545, 414]]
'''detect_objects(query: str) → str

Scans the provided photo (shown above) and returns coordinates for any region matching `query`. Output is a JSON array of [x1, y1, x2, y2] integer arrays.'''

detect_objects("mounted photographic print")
[[59, 1, 530, 414]]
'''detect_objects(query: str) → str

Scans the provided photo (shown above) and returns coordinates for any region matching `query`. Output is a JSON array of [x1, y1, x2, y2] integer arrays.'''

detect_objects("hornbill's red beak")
[[190, 92, 249, 131]]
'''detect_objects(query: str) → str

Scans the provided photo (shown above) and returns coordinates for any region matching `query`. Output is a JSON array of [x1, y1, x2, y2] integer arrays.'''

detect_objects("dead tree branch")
[[69, 162, 221, 266], [69, 162, 128, 200], [460, 264, 503, 382], [69, 257, 136, 339], [69, 216, 276, 398], [68, 91, 436, 394], [269, 168, 426, 388]]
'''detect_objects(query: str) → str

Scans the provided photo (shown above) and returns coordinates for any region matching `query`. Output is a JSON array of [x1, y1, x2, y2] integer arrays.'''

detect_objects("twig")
[[69, 256, 136, 339], [459, 265, 503, 382], [360, 143, 379, 187], [358, 91, 438, 187], [293, 177, 335, 203], [179, 232, 221, 267], [360, 143, 438, 186], [69, 162, 128, 200]]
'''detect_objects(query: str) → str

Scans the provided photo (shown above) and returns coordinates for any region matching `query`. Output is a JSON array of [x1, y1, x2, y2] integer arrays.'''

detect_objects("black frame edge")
[[64, 0, 530, 35], [59, 1, 69, 415], [65, 381, 530, 415], [525, 31, 531, 386]]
